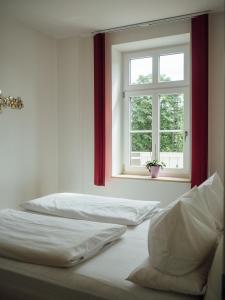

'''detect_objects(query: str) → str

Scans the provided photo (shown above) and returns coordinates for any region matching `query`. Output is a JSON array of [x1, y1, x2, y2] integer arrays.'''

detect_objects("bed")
[[0, 174, 223, 300], [0, 220, 200, 300]]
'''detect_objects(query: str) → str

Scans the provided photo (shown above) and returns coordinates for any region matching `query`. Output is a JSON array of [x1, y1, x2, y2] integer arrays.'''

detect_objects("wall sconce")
[[0, 90, 24, 112]]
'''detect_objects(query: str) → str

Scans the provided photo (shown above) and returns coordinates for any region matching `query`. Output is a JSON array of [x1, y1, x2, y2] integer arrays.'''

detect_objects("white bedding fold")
[[0, 209, 126, 267], [21, 193, 159, 225]]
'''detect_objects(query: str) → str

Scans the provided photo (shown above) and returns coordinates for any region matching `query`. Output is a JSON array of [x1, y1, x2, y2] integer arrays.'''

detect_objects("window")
[[130, 57, 153, 84], [123, 45, 190, 177]]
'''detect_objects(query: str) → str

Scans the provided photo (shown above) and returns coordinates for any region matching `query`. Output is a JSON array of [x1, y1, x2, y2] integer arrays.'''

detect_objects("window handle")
[[184, 131, 188, 141]]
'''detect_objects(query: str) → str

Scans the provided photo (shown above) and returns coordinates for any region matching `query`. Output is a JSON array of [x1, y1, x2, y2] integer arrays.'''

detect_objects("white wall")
[[208, 13, 224, 181], [111, 47, 123, 176], [0, 12, 223, 209], [57, 37, 83, 192], [0, 16, 58, 208], [57, 13, 224, 207]]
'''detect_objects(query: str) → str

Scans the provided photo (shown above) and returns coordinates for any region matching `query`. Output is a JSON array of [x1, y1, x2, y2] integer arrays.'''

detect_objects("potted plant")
[[145, 159, 166, 178]]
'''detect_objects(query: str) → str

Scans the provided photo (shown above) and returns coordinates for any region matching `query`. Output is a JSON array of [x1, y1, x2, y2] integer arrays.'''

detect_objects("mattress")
[[0, 220, 201, 300]]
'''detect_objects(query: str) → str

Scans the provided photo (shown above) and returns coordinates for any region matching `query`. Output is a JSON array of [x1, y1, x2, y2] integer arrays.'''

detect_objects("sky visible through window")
[[159, 53, 184, 81], [130, 53, 184, 84], [130, 57, 152, 84]]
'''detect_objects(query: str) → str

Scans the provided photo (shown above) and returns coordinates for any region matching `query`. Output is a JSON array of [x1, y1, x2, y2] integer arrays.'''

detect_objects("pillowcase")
[[21, 193, 159, 226], [200, 172, 223, 197], [204, 236, 223, 300], [148, 187, 218, 276], [182, 187, 217, 232], [198, 172, 224, 230], [127, 255, 212, 296]]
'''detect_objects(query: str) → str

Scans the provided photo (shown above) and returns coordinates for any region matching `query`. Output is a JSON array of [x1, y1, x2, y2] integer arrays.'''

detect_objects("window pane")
[[160, 132, 184, 168], [160, 94, 184, 130], [130, 133, 152, 166], [130, 57, 152, 85], [159, 53, 184, 82], [130, 96, 152, 130]]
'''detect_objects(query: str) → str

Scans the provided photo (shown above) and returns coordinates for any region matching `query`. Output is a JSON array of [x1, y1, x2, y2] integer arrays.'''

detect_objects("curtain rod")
[[92, 11, 210, 35]]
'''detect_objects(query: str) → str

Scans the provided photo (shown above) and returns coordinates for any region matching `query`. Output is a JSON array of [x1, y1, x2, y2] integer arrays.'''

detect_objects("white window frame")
[[123, 44, 190, 177]]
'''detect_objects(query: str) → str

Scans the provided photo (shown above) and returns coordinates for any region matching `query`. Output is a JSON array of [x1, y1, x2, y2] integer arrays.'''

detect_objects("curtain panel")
[[94, 33, 105, 186], [191, 14, 208, 187]]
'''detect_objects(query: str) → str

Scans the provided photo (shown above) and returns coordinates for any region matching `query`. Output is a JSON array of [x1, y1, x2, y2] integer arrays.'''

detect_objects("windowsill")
[[112, 174, 191, 183]]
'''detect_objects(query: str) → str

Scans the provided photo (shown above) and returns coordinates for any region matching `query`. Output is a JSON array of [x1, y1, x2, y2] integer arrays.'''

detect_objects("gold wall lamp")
[[0, 90, 24, 112]]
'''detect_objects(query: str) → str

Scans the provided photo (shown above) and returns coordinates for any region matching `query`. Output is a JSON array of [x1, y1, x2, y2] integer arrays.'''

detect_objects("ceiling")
[[1, 0, 224, 38]]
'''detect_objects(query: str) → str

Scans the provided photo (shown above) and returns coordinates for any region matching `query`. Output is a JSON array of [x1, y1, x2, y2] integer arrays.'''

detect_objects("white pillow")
[[200, 172, 223, 197], [148, 187, 218, 276], [182, 187, 217, 232], [204, 236, 223, 300], [127, 255, 212, 296], [21, 193, 159, 226], [198, 173, 224, 230]]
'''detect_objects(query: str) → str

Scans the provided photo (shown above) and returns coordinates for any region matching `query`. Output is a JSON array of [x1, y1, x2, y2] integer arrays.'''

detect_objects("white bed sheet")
[[0, 220, 201, 300]]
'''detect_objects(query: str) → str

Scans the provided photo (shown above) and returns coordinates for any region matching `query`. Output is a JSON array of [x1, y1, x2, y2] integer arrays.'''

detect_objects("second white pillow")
[[148, 187, 217, 276], [198, 173, 224, 230]]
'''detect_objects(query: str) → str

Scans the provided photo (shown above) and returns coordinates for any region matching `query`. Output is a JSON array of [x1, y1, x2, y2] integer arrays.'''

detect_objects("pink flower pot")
[[150, 166, 160, 178]]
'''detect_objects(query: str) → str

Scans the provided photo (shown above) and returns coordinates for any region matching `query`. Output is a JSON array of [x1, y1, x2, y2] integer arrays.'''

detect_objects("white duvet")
[[21, 193, 159, 225], [0, 209, 126, 267]]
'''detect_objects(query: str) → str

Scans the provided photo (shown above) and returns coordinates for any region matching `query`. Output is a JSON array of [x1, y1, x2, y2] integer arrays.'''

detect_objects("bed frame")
[[0, 268, 106, 300]]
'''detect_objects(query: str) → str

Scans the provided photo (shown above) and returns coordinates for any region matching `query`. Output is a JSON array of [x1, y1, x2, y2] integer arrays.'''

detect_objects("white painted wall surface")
[[111, 48, 123, 176], [208, 13, 225, 181], [57, 37, 83, 192], [0, 16, 58, 208], [57, 13, 224, 207], [0, 12, 223, 209]]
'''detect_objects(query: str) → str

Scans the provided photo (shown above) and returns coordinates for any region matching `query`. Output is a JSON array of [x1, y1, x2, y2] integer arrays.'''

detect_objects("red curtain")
[[94, 33, 105, 186], [191, 14, 208, 187]]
